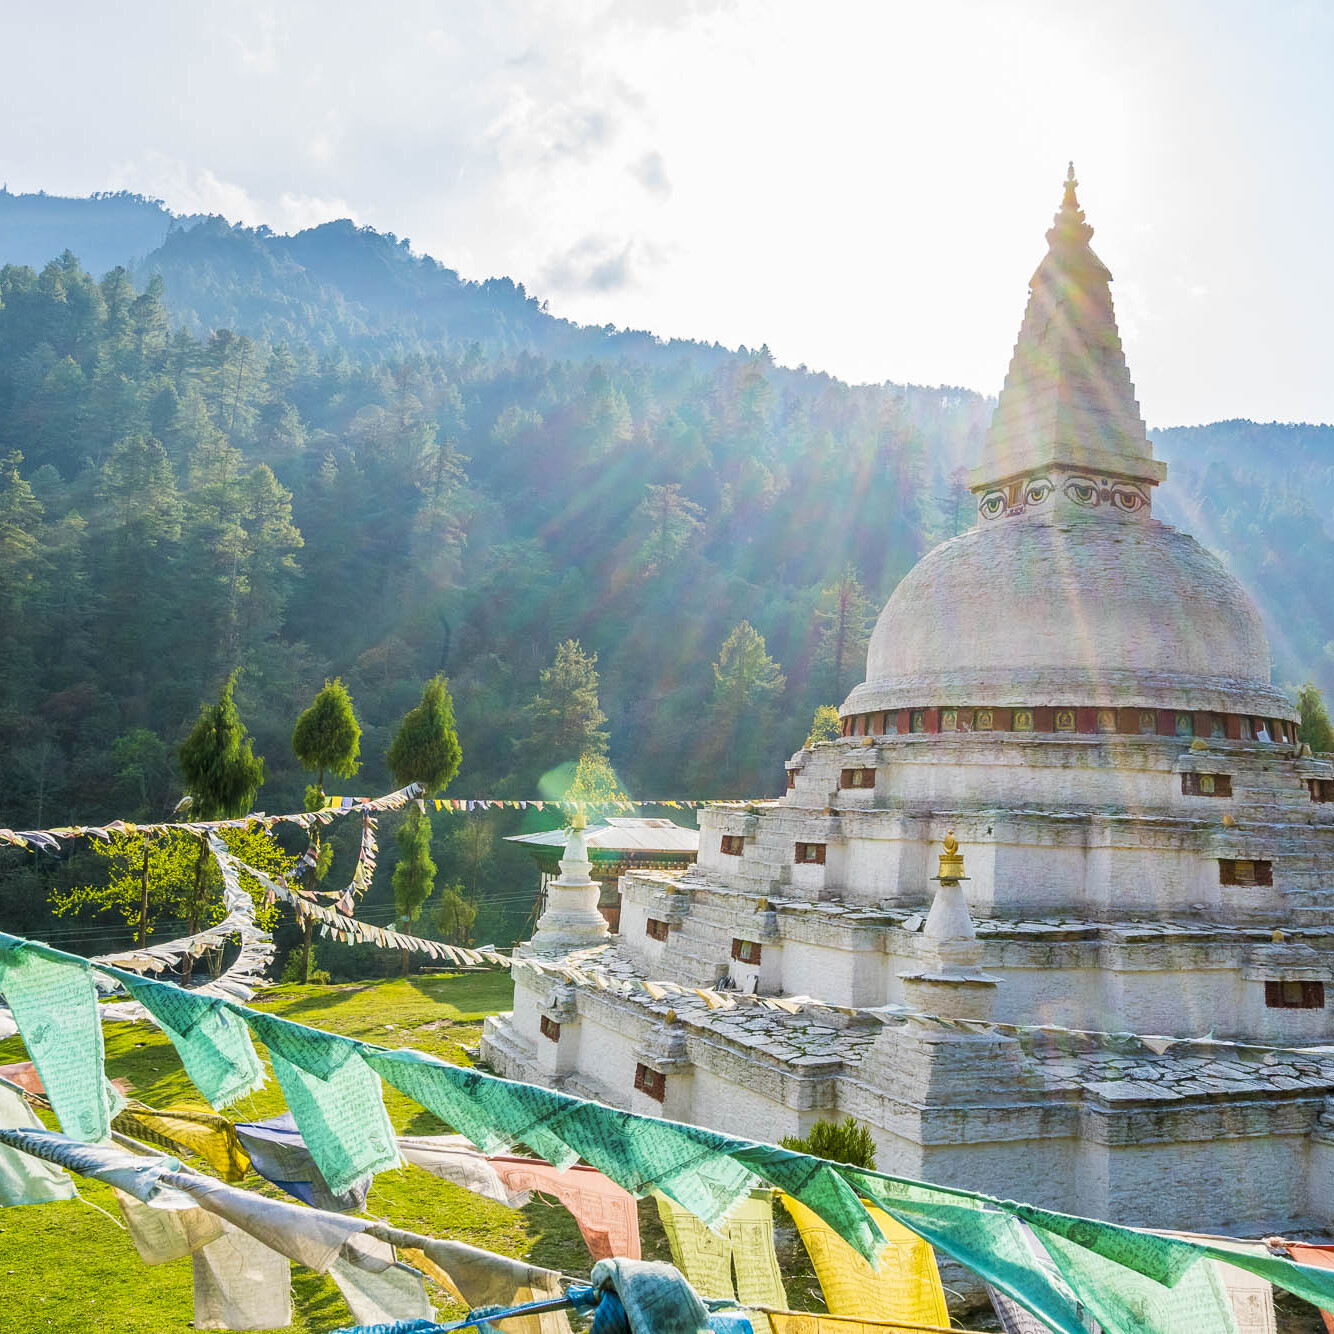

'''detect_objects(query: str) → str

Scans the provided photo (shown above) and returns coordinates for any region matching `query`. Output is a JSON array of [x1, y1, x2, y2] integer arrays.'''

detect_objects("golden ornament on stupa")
[[937, 831, 966, 882]]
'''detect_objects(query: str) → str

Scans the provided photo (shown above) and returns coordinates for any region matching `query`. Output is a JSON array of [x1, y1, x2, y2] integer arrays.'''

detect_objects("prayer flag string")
[[5, 926, 1334, 1334]]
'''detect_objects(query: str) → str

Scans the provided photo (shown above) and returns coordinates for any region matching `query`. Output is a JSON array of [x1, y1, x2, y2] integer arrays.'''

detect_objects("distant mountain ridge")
[[1, 189, 765, 371]]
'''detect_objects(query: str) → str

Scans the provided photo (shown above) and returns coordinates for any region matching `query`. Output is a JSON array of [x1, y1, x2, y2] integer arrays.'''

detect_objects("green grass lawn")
[[0, 971, 676, 1334]]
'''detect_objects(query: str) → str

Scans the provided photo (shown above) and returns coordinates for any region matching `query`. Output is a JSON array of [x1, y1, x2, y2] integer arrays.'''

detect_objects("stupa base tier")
[[481, 960, 1334, 1236]]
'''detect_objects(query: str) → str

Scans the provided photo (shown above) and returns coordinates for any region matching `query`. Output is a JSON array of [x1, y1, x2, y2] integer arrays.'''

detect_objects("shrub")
[[780, 1115, 877, 1169]]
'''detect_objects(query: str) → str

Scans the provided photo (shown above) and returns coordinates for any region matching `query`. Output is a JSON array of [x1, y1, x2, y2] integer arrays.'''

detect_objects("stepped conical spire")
[[969, 164, 1166, 503]]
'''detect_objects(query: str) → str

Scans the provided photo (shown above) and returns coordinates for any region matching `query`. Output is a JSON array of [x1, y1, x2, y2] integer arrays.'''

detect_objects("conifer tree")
[[813, 563, 874, 702], [565, 750, 629, 821], [704, 622, 786, 793], [524, 640, 609, 766], [1298, 681, 1334, 754], [387, 676, 462, 974], [806, 705, 842, 747], [291, 677, 362, 982], [177, 670, 265, 978]]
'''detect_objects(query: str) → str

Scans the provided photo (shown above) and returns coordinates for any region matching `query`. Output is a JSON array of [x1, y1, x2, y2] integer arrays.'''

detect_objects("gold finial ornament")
[[937, 831, 966, 882], [1190, 737, 1208, 752], [1222, 814, 1237, 828], [1272, 929, 1285, 943], [569, 808, 587, 831]]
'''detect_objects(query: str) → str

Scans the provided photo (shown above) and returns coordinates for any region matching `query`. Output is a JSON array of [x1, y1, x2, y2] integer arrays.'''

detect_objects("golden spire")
[[937, 831, 965, 882], [569, 807, 587, 831]]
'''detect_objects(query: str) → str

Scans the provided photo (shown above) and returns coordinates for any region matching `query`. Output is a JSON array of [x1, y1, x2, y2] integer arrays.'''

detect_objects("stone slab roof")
[[519, 939, 1334, 1106]]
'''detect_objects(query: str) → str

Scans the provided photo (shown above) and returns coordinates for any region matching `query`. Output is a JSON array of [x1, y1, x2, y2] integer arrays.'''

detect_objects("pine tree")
[[291, 677, 362, 982], [813, 563, 874, 702], [387, 676, 463, 974], [524, 640, 609, 766], [565, 751, 629, 821], [177, 670, 265, 978], [1298, 682, 1334, 754], [806, 705, 842, 747], [705, 621, 786, 792]]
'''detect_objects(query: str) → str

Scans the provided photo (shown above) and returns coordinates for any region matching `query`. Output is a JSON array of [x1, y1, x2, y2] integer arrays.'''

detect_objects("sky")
[[3, 0, 1333, 426]]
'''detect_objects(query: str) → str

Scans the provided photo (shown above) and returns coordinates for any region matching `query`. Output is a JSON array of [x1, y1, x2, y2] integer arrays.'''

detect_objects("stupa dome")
[[841, 166, 1294, 726], [841, 512, 1292, 718]]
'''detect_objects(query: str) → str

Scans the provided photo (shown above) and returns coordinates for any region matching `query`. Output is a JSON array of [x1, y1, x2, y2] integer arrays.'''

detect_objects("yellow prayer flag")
[[780, 1193, 948, 1329], [113, 1101, 251, 1182], [654, 1192, 735, 1299], [654, 1191, 787, 1308], [765, 1313, 954, 1334]]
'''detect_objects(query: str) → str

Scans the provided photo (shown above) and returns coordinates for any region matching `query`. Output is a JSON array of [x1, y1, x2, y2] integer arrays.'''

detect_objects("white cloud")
[[12, 0, 1334, 421], [110, 154, 354, 234], [631, 151, 671, 197], [229, 5, 279, 75]]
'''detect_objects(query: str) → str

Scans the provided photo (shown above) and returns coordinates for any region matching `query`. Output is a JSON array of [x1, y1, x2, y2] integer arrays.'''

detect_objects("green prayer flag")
[[846, 1183, 1088, 1334], [122, 975, 264, 1110], [243, 1009, 361, 1080], [1036, 1226, 1238, 1334], [0, 938, 110, 1142], [363, 1048, 580, 1168], [265, 1047, 398, 1197], [1010, 1201, 1200, 1285], [1192, 1243, 1334, 1320], [558, 1106, 756, 1227], [731, 1146, 884, 1265]]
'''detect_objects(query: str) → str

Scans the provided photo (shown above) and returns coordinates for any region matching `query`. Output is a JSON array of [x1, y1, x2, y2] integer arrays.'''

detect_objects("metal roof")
[[505, 816, 699, 854]]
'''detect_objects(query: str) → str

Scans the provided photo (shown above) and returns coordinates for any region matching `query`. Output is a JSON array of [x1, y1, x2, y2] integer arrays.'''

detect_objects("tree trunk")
[[136, 836, 152, 947], [400, 945, 409, 979], [301, 918, 314, 985], [182, 835, 209, 984]]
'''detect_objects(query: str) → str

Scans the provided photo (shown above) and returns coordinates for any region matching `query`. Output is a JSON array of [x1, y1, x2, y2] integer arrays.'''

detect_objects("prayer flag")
[[192, 1220, 293, 1330], [123, 975, 265, 1110], [114, 1186, 224, 1265], [114, 1100, 250, 1182], [491, 1156, 641, 1261], [0, 1083, 77, 1207], [781, 1192, 948, 1329], [0, 937, 112, 1142]]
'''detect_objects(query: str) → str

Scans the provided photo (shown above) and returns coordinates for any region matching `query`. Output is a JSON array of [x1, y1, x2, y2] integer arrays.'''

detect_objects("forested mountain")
[[0, 239, 987, 949], [0, 189, 188, 276], [1151, 421, 1334, 695], [1, 191, 1331, 956]]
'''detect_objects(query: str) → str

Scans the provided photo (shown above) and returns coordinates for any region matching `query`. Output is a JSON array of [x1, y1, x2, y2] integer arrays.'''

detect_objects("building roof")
[[506, 817, 699, 855]]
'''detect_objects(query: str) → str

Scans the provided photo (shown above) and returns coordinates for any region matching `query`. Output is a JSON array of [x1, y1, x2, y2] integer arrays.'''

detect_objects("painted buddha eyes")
[[981, 473, 1148, 521], [1111, 485, 1146, 512], [1063, 476, 1148, 512]]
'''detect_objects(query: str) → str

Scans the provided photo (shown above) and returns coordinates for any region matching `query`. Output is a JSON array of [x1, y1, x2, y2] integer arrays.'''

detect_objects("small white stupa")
[[523, 811, 612, 951]]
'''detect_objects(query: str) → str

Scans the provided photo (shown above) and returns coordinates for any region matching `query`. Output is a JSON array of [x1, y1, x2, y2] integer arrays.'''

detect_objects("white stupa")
[[484, 168, 1334, 1242]]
